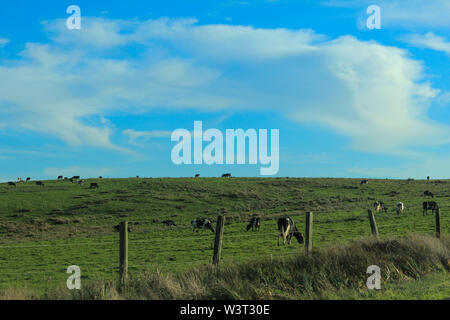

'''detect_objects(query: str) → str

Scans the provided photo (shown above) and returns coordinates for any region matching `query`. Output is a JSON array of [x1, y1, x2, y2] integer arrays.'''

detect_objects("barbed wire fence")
[[0, 207, 446, 291]]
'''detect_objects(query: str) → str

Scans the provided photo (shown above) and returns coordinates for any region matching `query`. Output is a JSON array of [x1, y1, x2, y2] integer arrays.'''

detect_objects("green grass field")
[[0, 177, 448, 296]]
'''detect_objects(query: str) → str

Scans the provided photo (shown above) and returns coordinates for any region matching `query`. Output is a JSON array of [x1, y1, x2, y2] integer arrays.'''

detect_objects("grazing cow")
[[424, 190, 434, 198], [17, 178, 23, 183], [99, 176, 103, 179], [8, 182, 16, 187], [191, 219, 215, 233], [360, 180, 368, 185], [195, 174, 200, 178], [246, 217, 261, 232], [78, 180, 85, 185], [71, 176, 80, 180], [423, 201, 438, 216], [427, 176, 430, 181], [58, 176, 63, 180], [222, 173, 232, 178], [26, 177, 31, 182], [89, 183, 99, 189], [277, 217, 304, 246], [373, 201, 388, 213], [396, 202, 405, 215], [162, 220, 177, 227], [36, 181, 44, 187]]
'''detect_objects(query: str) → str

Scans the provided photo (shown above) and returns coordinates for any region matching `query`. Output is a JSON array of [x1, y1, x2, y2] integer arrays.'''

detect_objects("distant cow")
[[373, 201, 388, 213], [396, 202, 405, 215], [71, 176, 80, 180], [162, 220, 177, 227], [423, 201, 438, 216], [277, 217, 304, 246], [222, 173, 232, 178], [191, 219, 215, 233], [427, 176, 430, 181], [99, 176, 103, 179], [360, 180, 368, 185], [58, 176, 63, 180], [246, 217, 261, 232], [17, 178, 23, 182], [89, 183, 99, 189], [7, 182, 16, 187], [424, 190, 434, 198], [78, 180, 85, 185], [36, 181, 44, 187], [195, 174, 200, 178], [26, 177, 31, 182]]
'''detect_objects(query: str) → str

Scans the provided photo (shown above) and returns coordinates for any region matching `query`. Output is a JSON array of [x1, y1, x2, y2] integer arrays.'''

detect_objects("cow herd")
[[3, 176, 443, 246], [6, 175, 100, 190]]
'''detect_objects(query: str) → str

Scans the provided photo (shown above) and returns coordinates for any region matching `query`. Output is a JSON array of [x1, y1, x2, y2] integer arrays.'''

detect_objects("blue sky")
[[0, 0, 449, 180]]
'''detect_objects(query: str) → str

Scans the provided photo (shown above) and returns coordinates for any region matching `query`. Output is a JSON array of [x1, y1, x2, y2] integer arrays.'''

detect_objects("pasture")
[[0, 177, 448, 293]]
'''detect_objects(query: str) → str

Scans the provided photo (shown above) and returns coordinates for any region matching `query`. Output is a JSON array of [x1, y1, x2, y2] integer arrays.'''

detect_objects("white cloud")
[[0, 17, 448, 156], [321, 0, 450, 28], [402, 32, 450, 55], [0, 38, 10, 47], [123, 129, 172, 143]]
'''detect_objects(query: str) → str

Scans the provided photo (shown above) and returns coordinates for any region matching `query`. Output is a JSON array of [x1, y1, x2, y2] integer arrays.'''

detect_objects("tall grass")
[[2, 234, 448, 300]]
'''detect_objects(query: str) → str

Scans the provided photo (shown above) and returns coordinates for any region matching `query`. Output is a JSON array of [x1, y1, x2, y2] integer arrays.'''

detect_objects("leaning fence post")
[[119, 221, 128, 286], [435, 208, 441, 239], [368, 210, 379, 237], [305, 212, 313, 256], [212, 216, 225, 265]]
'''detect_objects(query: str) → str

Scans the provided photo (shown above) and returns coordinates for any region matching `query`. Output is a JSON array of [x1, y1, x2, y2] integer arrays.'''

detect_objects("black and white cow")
[[36, 181, 44, 187], [246, 217, 261, 232], [396, 202, 405, 215], [423, 201, 438, 216], [26, 177, 31, 182], [7, 182, 16, 187], [360, 180, 368, 185], [222, 173, 232, 178], [277, 217, 304, 246], [424, 190, 434, 198], [191, 219, 215, 233], [57, 176, 63, 180], [373, 201, 388, 213], [90, 183, 99, 189]]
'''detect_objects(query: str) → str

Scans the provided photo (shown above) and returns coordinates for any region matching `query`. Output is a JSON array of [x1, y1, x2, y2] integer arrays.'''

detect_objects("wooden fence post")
[[368, 210, 379, 237], [435, 208, 441, 239], [212, 216, 225, 265], [305, 212, 313, 256], [119, 221, 128, 286]]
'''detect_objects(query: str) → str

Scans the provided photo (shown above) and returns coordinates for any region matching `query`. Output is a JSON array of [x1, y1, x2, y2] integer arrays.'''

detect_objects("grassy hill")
[[0, 177, 448, 296]]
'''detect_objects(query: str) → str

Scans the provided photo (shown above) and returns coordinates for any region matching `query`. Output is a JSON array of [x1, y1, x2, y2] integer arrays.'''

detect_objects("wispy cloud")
[[401, 32, 450, 55], [0, 38, 10, 47], [123, 129, 172, 144], [0, 17, 448, 156], [321, 0, 450, 28]]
